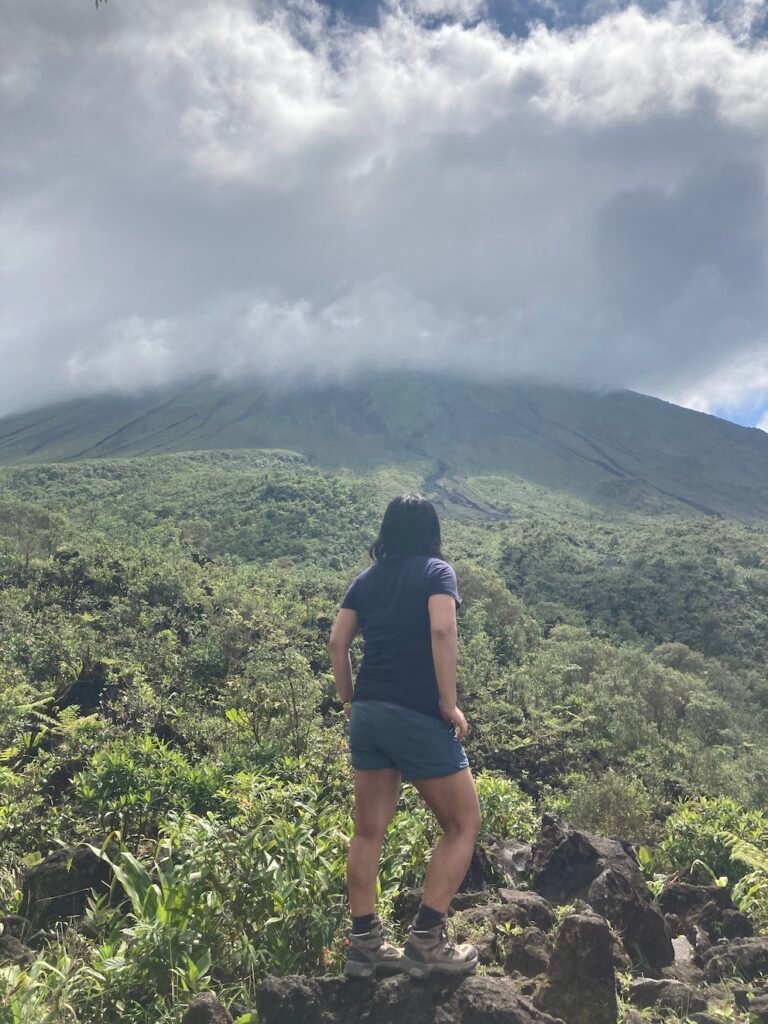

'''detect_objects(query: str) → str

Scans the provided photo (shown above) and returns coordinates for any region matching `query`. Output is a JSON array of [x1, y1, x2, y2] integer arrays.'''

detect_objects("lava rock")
[[703, 937, 768, 982], [21, 838, 119, 934], [451, 890, 494, 912], [498, 890, 556, 932], [459, 903, 531, 933], [502, 926, 553, 977], [256, 974, 564, 1024], [181, 992, 234, 1023], [41, 758, 87, 804], [587, 867, 674, 970], [720, 909, 754, 939], [0, 934, 34, 966], [628, 978, 708, 1015], [749, 993, 768, 1023], [531, 814, 645, 905], [658, 883, 734, 919], [659, 882, 745, 945], [487, 839, 534, 886], [0, 915, 31, 942], [534, 913, 618, 1024]]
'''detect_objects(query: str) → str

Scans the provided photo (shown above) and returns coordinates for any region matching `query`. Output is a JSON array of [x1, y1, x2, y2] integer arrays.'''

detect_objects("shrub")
[[660, 796, 768, 881], [73, 736, 230, 843], [548, 772, 655, 843]]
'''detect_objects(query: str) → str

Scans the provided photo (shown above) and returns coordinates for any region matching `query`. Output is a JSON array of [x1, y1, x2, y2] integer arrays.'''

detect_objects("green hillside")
[[2, 373, 768, 519], [3, 411, 768, 1021]]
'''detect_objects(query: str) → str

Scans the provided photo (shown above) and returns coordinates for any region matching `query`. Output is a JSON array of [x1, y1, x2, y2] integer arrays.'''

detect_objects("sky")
[[2, 0, 768, 427]]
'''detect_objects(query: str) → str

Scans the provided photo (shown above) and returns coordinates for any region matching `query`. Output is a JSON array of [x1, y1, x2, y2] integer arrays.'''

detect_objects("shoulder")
[[425, 557, 455, 577], [340, 562, 376, 608]]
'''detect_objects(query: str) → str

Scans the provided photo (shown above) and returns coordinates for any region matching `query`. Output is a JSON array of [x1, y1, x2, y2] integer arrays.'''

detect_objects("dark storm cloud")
[[1, 0, 768, 417]]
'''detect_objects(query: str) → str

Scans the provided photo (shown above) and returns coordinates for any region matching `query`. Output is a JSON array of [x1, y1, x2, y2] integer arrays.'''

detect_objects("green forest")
[[2, 449, 768, 1022]]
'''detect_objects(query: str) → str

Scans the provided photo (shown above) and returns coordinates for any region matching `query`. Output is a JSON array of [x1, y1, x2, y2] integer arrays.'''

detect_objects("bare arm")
[[329, 608, 358, 715], [428, 593, 468, 739]]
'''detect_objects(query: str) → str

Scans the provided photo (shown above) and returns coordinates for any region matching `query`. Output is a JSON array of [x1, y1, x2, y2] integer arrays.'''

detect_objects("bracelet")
[[342, 700, 352, 707]]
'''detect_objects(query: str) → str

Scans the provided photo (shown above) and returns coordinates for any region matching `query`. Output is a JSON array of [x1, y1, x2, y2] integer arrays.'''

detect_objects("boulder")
[[181, 992, 234, 1024], [498, 890, 556, 932], [587, 867, 673, 970], [486, 839, 534, 886], [628, 978, 708, 1015], [749, 993, 768, 1023], [20, 839, 118, 934], [720, 909, 754, 940], [41, 758, 87, 804], [529, 816, 672, 971], [459, 904, 533, 933], [702, 937, 768, 982], [255, 974, 564, 1024], [531, 815, 645, 905], [658, 882, 734, 920], [0, 934, 34, 966], [502, 926, 553, 978], [0, 915, 31, 942], [534, 913, 618, 1024], [658, 882, 749, 944]]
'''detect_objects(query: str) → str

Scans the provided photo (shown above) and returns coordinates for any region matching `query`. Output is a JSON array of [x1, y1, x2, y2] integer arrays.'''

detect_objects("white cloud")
[[671, 341, 768, 415], [1, 0, 768, 416]]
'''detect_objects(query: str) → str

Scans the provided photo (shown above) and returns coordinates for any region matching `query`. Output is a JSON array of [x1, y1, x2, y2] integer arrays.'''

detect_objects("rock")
[[0, 915, 31, 942], [487, 839, 534, 886], [658, 882, 746, 944], [688, 1015, 726, 1024], [628, 978, 708, 1015], [255, 974, 564, 1024], [181, 992, 234, 1024], [531, 814, 645, 905], [658, 882, 734, 919], [41, 758, 87, 804], [534, 913, 618, 1024], [587, 867, 673, 970], [610, 932, 632, 972], [20, 839, 119, 934], [502, 926, 553, 977], [702, 937, 768, 982], [720, 909, 753, 939], [460, 846, 491, 891], [662, 936, 704, 988], [451, 890, 494, 912], [473, 932, 499, 966], [391, 888, 422, 925], [55, 660, 111, 716], [459, 904, 531, 933], [498, 890, 556, 932], [0, 934, 34, 966], [749, 993, 768, 1023], [732, 983, 750, 1010]]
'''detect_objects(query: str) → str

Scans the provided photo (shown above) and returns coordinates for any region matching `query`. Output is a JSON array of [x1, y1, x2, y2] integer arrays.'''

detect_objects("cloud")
[[1, 0, 768, 417]]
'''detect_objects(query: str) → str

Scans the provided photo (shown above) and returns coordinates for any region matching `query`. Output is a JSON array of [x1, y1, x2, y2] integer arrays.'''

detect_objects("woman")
[[329, 494, 481, 979]]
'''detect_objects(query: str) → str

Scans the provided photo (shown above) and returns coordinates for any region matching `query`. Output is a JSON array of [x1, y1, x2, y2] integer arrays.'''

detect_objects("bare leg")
[[347, 768, 402, 917], [412, 768, 482, 914]]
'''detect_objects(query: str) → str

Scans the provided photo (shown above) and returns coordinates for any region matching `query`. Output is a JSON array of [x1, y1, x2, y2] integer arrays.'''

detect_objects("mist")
[[1, 0, 767, 419]]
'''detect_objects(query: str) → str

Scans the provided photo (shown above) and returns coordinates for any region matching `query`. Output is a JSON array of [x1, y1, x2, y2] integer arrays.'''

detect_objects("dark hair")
[[369, 494, 443, 562]]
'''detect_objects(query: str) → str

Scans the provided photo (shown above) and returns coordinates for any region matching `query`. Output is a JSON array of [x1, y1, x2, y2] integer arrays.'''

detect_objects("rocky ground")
[[3, 814, 766, 1023]]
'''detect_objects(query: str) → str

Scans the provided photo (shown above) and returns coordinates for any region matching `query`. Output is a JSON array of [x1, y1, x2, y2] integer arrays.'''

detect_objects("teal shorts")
[[349, 699, 469, 782]]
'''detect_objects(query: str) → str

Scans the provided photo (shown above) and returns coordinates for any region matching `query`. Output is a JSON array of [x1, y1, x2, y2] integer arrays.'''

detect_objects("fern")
[[724, 833, 768, 874]]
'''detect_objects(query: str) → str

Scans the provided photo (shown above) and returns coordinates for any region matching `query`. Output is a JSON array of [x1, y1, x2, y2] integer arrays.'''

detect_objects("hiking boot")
[[343, 915, 405, 978], [401, 918, 479, 978]]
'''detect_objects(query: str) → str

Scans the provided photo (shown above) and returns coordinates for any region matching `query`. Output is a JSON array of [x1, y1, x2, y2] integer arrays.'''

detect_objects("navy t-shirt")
[[340, 554, 462, 719]]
